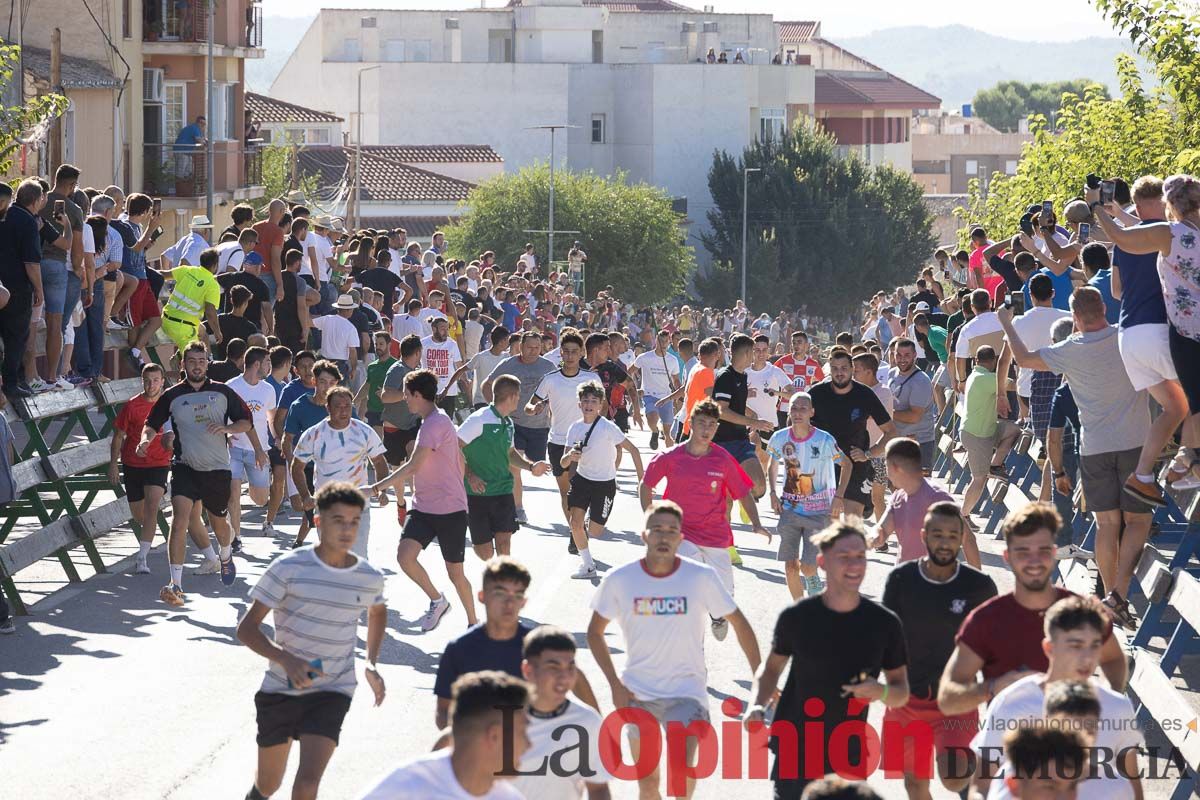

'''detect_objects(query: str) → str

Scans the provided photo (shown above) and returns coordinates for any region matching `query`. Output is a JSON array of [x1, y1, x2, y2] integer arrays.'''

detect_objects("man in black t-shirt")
[[881, 500, 997, 797], [0, 180, 43, 397], [358, 263, 411, 314], [809, 349, 896, 518], [584, 333, 642, 432], [747, 523, 909, 799], [217, 251, 270, 332], [713, 333, 774, 498]]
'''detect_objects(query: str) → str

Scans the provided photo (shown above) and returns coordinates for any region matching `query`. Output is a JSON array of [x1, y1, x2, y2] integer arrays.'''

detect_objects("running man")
[[747, 333, 794, 472], [561, 380, 644, 579], [712, 333, 775, 503], [263, 345, 294, 536], [774, 330, 824, 426], [371, 369, 476, 632], [639, 400, 771, 640], [109, 363, 171, 574], [423, 315, 466, 420], [141, 341, 253, 606], [237, 482, 386, 800], [458, 374, 551, 560], [227, 346, 274, 551], [630, 329, 680, 449], [587, 501, 760, 800], [881, 501, 997, 798], [159, 246, 223, 359], [282, 360, 343, 549]]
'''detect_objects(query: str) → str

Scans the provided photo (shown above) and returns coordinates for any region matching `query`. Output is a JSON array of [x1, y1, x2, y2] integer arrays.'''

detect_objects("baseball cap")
[[244, 252, 263, 266], [914, 301, 931, 311]]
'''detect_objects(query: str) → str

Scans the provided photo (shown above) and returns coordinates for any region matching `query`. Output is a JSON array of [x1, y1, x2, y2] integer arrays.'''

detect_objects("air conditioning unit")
[[143, 68, 165, 103]]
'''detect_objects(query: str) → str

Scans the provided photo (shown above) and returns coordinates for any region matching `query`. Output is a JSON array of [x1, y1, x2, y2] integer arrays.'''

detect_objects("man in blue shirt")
[[1080, 242, 1120, 325], [173, 115, 207, 180]]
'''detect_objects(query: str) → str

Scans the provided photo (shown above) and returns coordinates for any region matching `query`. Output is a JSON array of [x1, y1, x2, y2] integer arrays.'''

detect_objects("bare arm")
[[1099, 632, 1128, 691], [725, 608, 761, 675], [372, 445, 434, 493], [1111, 259, 1123, 299], [937, 641, 990, 715], [1092, 204, 1171, 255]]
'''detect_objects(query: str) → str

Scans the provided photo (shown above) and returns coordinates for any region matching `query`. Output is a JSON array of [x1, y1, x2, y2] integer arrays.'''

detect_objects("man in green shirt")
[[161, 247, 223, 357], [457, 374, 550, 560], [959, 345, 1021, 517], [358, 331, 396, 435], [916, 314, 948, 364]]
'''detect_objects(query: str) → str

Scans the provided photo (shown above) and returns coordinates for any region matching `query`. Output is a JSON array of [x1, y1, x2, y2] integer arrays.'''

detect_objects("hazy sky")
[[261, 0, 1120, 41]]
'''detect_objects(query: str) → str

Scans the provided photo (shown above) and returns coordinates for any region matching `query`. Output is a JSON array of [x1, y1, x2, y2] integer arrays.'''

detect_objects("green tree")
[[699, 121, 934, 314], [257, 144, 318, 215], [445, 164, 694, 303], [0, 43, 68, 175], [973, 79, 1111, 132]]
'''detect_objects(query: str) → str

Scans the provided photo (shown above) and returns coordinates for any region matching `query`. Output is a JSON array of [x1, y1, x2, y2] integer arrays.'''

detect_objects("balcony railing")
[[144, 143, 208, 197], [144, 0, 209, 43], [247, 3, 263, 48], [243, 139, 264, 186]]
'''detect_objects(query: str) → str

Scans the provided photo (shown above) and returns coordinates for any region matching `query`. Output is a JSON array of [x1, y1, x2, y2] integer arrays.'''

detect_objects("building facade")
[[911, 111, 1032, 195]]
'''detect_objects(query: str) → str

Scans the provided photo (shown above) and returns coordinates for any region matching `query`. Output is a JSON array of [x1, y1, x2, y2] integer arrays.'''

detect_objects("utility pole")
[[355, 64, 381, 230], [741, 167, 760, 305], [205, 0, 214, 221], [49, 28, 61, 170], [526, 123, 576, 266]]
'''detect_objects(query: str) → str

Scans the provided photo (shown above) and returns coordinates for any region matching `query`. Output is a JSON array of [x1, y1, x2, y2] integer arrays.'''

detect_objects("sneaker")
[[106, 318, 125, 331], [571, 564, 598, 580], [231, 536, 243, 554], [125, 350, 145, 372], [194, 557, 221, 575], [53, 377, 75, 391], [567, 537, 579, 555], [806, 573, 825, 594], [262, 522, 276, 536], [220, 555, 237, 586], [1123, 475, 1166, 507], [26, 378, 52, 393], [418, 595, 451, 632], [1171, 471, 1200, 491], [515, 507, 528, 524], [1055, 544, 1095, 561], [737, 503, 750, 525], [711, 617, 729, 641], [71, 377, 94, 388], [728, 545, 743, 566], [650, 431, 659, 450], [0, 618, 15, 634], [134, 559, 151, 574], [3, 385, 31, 399], [874, 542, 890, 554], [159, 583, 186, 606]]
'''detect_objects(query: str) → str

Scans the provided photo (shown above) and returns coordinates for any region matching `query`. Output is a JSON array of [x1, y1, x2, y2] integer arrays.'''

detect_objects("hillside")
[[248, 15, 315, 92]]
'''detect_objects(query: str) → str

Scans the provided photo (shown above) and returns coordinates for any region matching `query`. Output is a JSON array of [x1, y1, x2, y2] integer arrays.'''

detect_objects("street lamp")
[[526, 124, 577, 265], [354, 64, 381, 230], [741, 167, 761, 305]]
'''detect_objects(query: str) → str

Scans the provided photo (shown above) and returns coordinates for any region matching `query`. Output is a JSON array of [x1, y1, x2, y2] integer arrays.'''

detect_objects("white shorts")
[[678, 539, 734, 595], [1118, 324, 1178, 391]]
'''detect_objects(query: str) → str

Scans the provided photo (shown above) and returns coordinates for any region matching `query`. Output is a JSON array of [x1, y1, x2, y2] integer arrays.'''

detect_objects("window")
[[163, 81, 186, 143], [307, 128, 331, 145], [592, 30, 603, 63], [964, 159, 978, 175], [209, 83, 236, 141], [760, 107, 786, 141], [591, 114, 605, 144], [343, 37, 362, 62], [1005, 159, 1018, 174], [409, 40, 431, 62], [122, 0, 130, 38], [384, 39, 405, 62], [283, 128, 305, 144]]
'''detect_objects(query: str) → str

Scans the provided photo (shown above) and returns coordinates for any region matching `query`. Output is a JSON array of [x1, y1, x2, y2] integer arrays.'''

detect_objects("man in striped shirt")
[[237, 482, 387, 800]]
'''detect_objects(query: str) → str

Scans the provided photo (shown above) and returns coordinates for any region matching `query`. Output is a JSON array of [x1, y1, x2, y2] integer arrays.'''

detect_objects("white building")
[[270, 0, 815, 258]]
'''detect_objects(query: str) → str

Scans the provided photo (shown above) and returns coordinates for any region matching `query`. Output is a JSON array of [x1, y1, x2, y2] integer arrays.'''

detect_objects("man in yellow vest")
[[160, 241, 223, 358]]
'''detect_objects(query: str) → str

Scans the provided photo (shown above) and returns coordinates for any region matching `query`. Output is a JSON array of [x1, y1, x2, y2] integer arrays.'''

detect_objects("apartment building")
[[911, 111, 1032, 195]]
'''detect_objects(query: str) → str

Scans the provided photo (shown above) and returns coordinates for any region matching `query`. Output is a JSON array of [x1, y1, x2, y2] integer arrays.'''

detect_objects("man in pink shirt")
[[372, 368, 475, 632], [639, 399, 771, 641]]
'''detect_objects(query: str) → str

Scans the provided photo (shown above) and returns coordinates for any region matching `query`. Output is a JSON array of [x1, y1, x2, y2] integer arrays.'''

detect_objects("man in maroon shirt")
[[937, 502, 1126, 716]]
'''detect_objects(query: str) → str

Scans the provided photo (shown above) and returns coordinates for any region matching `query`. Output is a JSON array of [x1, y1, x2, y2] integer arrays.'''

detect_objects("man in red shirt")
[[773, 330, 824, 427], [639, 399, 771, 641], [252, 199, 286, 305], [937, 502, 1127, 716]]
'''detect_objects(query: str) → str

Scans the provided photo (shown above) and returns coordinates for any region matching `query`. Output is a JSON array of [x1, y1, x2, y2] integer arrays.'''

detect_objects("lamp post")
[[526, 124, 576, 266], [741, 167, 761, 305], [354, 64, 381, 230], [205, 0, 214, 221]]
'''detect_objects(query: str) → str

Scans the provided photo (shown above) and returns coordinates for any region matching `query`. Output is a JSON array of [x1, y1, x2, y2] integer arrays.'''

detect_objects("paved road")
[[1, 427, 1028, 799]]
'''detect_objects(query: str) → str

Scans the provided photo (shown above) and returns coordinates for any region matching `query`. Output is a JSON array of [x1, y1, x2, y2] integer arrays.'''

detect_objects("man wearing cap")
[[218, 247, 271, 335], [309, 215, 338, 314], [312, 294, 361, 383], [161, 214, 213, 270]]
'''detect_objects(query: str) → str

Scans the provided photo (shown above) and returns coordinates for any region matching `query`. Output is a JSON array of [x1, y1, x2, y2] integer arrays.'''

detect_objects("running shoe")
[[650, 431, 659, 450], [1123, 475, 1166, 507], [194, 557, 221, 575], [0, 618, 14, 634], [262, 521, 276, 536], [988, 465, 1010, 482], [72, 377, 94, 388], [125, 350, 144, 372], [515, 507, 527, 524], [134, 559, 151, 575], [26, 378, 53, 393], [728, 545, 743, 566], [106, 318, 125, 331], [1171, 470, 1200, 491], [571, 564, 598, 580], [806, 574, 825, 594], [220, 555, 237, 586], [231, 536, 243, 554], [418, 595, 451, 632], [52, 377, 75, 391], [711, 618, 729, 641], [1055, 544, 1095, 561], [159, 583, 186, 606]]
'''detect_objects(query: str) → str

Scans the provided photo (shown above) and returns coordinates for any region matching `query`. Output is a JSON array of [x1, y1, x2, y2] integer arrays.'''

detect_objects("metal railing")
[[143, 143, 207, 197], [243, 139, 264, 186], [246, 2, 263, 48], [144, 0, 209, 43]]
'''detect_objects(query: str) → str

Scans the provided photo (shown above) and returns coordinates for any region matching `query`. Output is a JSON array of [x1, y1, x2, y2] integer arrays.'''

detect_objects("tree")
[[257, 144, 318, 215], [973, 80, 1110, 132], [445, 164, 694, 304], [699, 121, 935, 315], [0, 43, 67, 175]]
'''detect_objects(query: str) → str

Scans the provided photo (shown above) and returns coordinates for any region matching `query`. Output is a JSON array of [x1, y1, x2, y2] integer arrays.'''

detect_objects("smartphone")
[[150, 226, 164, 243], [54, 199, 65, 217], [1100, 180, 1116, 205], [1078, 223, 1090, 244], [287, 658, 324, 689], [1041, 200, 1054, 219], [152, 197, 162, 215], [1004, 292, 1014, 309], [1085, 173, 1102, 190]]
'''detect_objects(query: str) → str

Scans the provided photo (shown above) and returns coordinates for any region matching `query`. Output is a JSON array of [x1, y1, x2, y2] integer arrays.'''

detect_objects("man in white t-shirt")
[[423, 316, 466, 420], [356, 672, 528, 800], [393, 298, 427, 341], [226, 347, 274, 548], [529, 331, 598, 521], [586, 501, 760, 800], [954, 289, 1004, 392], [214, 238, 245, 275], [447, 325, 511, 409], [515, 626, 612, 800], [314, 295, 361, 382], [746, 334, 793, 472], [519, 243, 537, 274], [970, 596, 1142, 800], [631, 330, 680, 450]]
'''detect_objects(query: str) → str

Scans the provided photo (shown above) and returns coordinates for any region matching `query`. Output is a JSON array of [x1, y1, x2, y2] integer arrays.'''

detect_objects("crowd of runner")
[[2, 164, 1197, 799]]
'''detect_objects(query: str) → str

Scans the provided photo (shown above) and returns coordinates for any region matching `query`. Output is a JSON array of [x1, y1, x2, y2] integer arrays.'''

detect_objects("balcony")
[[143, 0, 264, 52], [143, 141, 265, 200]]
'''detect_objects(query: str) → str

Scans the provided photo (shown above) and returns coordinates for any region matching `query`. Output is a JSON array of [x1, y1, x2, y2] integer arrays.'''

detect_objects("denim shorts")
[[63, 269, 82, 331], [229, 446, 270, 488], [40, 259, 68, 314], [259, 271, 277, 301]]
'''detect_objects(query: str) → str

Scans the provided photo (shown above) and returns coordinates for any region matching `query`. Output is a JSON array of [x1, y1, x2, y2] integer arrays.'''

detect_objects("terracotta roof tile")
[[245, 92, 343, 124], [296, 147, 473, 203], [359, 216, 452, 238], [815, 71, 941, 109], [361, 144, 502, 164]]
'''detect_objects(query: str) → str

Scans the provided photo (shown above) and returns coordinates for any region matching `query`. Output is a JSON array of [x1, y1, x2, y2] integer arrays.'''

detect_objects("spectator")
[[887, 338, 937, 473], [958, 345, 1021, 523], [0, 180, 44, 398], [161, 214, 213, 270]]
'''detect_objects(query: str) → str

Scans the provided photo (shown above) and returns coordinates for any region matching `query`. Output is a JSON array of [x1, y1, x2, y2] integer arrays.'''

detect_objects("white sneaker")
[[262, 522, 276, 535], [106, 319, 125, 331], [134, 559, 151, 574], [27, 378, 52, 393], [1171, 473, 1200, 491], [194, 557, 221, 575], [418, 595, 451, 632], [711, 618, 729, 641], [52, 377, 74, 392], [1055, 544, 1095, 561], [571, 564, 598, 580]]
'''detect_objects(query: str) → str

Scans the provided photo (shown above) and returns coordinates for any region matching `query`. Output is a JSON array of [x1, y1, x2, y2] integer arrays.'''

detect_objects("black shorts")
[[547, 442, 570, 477], [382, 425, 420, 466], [614, 408, 630, 433], [366, 410, 382, 427], [567, 475, 617, 526], [268, 445, 286, 469], [254, 690, 351, 747], [171, 463, 232, 517], [1170, 325, 1200, 413], [834, 460, 874, 514], [402, 509, 469, 563], [123, 464, 168, 502], [467, 494, 518, 545], [436, 395, 458, 419], [512, 424, 549, 461]]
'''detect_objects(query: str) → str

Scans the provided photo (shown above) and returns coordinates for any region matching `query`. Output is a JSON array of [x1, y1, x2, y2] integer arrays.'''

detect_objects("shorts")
[[254, 690, 352, 747], [715, 438, 757, 465], [366, 410, 382, 427], [643, 394, 667, 416], [835, 460, 873, 511], [962, 420, 1019, 479], [171, 463, 232, 517], [567, 475, 616, 526], [259, 271, 277, 301], [547, 442, 569, 478], [162, 314, 201, 353], [882, 697, 978, 775], [39, 259, 68, 314], [678, 539, 734, 595], [918, 440, 936, 472], [626, 695, 709, 739], [613, 408, 630, 433], [122, 464, 168, 502], [776, 510, 829, 565], [1169, 324, 1200, 413], [1029, 371, 1059, 441], [269, 445, 286, 469], [467, 494, 518, 545], [382, 425, 420, 465], [512, 424, 549, 461], [1118, 323, 1178, 391], [870, 456, 888, 486], [230, 446, 270, 488], [401, 509, 469, 564], [1080, 447, 1152, 514], [436, 394, 458, 420], [934, 364, 952, 389], [129, 279, 161, 325]]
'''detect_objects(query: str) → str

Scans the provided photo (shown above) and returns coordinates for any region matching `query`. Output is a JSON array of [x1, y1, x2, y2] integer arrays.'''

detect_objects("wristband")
[[880, 683, 889, 703], [1054, 471, 1066, 479]]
